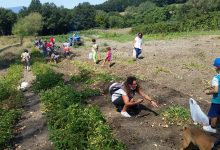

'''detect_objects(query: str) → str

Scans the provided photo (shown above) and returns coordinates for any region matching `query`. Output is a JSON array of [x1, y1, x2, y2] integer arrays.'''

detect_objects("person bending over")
[[111, 76, 158, 117]]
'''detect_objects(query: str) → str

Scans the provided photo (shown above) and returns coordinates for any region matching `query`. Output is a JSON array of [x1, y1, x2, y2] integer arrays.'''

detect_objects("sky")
[[0, 0, 107, 9]]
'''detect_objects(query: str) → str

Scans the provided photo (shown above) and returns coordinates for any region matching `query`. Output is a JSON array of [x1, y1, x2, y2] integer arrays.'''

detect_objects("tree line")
[[1, 0, 220, 36]]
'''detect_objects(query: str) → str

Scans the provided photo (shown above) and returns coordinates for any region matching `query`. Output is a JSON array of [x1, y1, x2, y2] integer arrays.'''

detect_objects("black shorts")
[[112, 97, 124, 107]]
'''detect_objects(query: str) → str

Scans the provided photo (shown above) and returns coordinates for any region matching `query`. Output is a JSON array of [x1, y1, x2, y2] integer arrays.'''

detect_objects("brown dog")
[[180, 126, 220, 150]]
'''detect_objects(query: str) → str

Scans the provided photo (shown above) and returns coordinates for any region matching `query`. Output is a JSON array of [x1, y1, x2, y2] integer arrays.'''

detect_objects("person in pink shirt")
[[102, 47, 112, 67]]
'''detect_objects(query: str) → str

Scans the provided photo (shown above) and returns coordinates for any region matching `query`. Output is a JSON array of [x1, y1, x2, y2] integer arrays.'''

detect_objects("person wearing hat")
[[203, 58, 220, 133]]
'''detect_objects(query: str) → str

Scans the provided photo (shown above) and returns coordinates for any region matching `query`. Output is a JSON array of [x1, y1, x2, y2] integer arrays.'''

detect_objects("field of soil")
[[56, 32, 220, 150], [1, 29, 220, 150]]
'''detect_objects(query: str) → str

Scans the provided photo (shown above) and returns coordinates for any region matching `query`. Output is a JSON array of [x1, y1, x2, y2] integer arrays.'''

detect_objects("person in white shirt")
[[21, 49, 31, 71], [111, 76, 158, 117], [133, 32, 143, 60]]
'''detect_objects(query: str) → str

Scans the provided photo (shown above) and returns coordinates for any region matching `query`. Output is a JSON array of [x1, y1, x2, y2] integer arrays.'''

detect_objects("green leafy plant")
[[47, 105, 125, 150], [161, 105, 191, 126], [0, 109, 22, 149], [33, 70, 63, 92]]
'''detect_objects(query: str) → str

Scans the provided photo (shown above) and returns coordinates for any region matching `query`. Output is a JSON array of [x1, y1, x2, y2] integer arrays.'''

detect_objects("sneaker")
[[203, 125, 216, 133], [121, 111, 131, 118]]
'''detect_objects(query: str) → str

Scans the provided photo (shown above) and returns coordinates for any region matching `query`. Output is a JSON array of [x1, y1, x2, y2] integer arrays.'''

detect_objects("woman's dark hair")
[[123, 76, 140, 97], [92, 39, 96, 43], [138, 32, 143, 38], [107, 47, 111, 51], [24, 49, 28, 53]]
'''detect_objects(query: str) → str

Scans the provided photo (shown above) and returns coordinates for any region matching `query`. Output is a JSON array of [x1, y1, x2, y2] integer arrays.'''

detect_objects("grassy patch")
[[70, 64, 121, 85], [182, 62, 204, 71], [155, 66, 172, 74], [161, 105, 191, 126], [82, 29, 133, 42], [83, 29, 220, 41]]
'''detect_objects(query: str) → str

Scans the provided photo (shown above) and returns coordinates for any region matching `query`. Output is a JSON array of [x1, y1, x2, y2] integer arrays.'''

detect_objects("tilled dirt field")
[[2, 32, 220, 150], [52, 33, 220, 150]]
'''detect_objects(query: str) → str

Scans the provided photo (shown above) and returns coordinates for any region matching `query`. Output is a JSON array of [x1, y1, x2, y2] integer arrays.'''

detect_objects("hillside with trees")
[[0, 0, 220, 36]]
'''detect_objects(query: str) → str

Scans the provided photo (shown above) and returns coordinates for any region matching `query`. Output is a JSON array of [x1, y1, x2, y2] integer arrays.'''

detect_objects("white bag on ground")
[[17, 81, 29, 91], [133, 49, 136, 59], [88, 52, 92, 60], [189, 98, 209, 125]]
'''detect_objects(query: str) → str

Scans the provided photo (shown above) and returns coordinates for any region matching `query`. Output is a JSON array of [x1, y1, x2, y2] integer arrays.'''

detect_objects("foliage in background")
[[12, 12, 43, 44], [2, 0, 220, 36], [0, 8, 17, 35], [82, 29, 133, 42]]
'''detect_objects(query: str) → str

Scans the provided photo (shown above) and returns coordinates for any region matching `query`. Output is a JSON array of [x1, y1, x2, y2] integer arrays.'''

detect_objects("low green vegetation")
[[0, 109, 22, 149], [82, 29, 133, 42], [155, 66, 172, 74], [161, 105, 191, 126], [31, 53, 125, 149], [182, 62, 205, 71], [71, 67, 121, 85], [33, 70, 63, 92], [0, 64, 24, 149]]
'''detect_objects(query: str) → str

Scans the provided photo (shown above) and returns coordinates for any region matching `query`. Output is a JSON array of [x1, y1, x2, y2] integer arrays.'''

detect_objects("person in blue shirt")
[[203, 58, 220, 133]]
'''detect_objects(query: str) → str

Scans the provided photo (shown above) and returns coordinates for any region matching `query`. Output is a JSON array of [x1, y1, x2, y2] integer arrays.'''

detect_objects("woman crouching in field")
[[110, 76, 158, 117]]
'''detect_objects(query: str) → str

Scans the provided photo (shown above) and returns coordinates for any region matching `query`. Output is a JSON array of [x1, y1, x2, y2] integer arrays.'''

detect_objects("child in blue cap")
[[203, 58, 220, 133]]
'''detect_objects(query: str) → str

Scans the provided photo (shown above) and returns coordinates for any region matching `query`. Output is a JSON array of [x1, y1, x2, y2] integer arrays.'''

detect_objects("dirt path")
[[13, 70, 52, 150]]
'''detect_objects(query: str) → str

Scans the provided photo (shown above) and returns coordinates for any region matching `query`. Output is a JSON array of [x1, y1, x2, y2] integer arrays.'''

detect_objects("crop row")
[[31, 51, 125, 149], [0, 64, 24, 149]]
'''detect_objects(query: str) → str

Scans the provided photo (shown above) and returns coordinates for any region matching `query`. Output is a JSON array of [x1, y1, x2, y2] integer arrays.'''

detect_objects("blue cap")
[[213, 58, 220, 67]]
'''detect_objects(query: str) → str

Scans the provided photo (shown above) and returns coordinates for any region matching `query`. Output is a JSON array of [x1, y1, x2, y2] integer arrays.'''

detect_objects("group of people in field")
[[90, 32, 143, 67], [21, 32, 220, 135], [90, 38, 112, 67]]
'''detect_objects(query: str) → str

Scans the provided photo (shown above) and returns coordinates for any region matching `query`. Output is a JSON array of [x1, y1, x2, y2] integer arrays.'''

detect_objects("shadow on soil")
[[88, 79, 193, 149]]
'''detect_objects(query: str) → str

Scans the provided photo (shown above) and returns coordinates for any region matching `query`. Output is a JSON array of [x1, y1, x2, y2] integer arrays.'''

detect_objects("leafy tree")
[[95, 0, 149, 12], [40, 3, 72, 35], [108, 15, 125, 28], [0, 8, 17, 35], [12, 13, 43, 44], [70, 2, 96, 30], [28, 0, 42, 13], [18, 7, 29, 18], [153, 0, 187, 6], [95, 10, 109, 28]]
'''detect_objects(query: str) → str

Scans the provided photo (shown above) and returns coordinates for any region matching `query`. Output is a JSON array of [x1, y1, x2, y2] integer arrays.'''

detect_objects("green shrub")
[[48, 105, 125, 150], [71, 68, 121, 84], [40, 85, 100, 111], [33, 70, 63, 92], [0, 109, 21, 149], [161, 105, 191, 125], [0, 64, 23, 102], [0, 82, 11, 102], [132, 22, 181, 34]]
